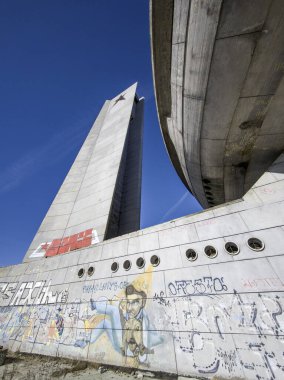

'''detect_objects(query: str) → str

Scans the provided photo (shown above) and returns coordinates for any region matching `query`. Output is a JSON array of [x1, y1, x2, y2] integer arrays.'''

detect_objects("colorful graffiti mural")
[[1, 271, 284, 378], [75, 283, 163, 364]]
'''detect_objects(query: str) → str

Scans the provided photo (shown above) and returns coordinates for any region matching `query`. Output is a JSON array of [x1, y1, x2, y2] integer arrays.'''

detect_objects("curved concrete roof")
[[150, 0, 284, 208]]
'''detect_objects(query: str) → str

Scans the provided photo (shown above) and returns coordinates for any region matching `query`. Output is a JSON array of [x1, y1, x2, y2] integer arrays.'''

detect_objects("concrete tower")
[[23, 83, 144, 262]]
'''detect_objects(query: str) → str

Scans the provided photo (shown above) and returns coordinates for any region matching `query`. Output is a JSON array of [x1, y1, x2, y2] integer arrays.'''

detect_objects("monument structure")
[[23, 83, 144, 262], [1, 1, 284, 379]]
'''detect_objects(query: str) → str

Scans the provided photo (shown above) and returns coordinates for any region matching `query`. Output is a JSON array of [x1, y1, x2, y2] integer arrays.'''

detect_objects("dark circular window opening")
[[150, 255, 160, 267], [111, 262, 119, 273], [87, 266, 95, 276], [225, 242, 239, 255], [123, 260, 131, 271], [78, 268, 85, 278], [185, 249, 197, 261], [204, 245, 217, 259], [247, 238, 264, 251], [136, 257, 145, 269]]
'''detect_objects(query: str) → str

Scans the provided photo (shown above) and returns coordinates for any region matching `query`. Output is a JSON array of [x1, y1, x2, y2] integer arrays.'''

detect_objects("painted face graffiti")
[[125, 285, 145, 319], [121, 285, 154, 360]]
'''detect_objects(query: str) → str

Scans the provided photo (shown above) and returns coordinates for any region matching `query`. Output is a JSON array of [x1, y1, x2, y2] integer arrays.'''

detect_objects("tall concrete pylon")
[[23, 83, 144, 262]]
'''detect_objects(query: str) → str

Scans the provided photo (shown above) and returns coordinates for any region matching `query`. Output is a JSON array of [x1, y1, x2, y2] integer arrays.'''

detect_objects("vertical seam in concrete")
[[265, 256, 284, 287], [238, 211, 251, 231], [171, 327, 178, 374]]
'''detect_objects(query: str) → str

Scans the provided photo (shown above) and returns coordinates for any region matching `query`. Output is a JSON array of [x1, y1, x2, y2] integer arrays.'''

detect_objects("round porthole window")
[[87, 266, 95, 276], [150, 255, 160, 267], [247, 238, 264, 251], [123, 260, 131, 271], [185, 249, 198, 261], [204, 245, 218, 259], [225, 242, 239, 255], [111, 262, 119, 273], [78, 268, 85, 278], [136, 257, 145, 269]]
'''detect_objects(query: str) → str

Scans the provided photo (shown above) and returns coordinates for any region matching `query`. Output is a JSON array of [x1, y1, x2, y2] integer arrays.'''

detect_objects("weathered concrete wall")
[[151, 0, 284, 208], [1, 155, 284, 379], [23, 83, 143, 263]]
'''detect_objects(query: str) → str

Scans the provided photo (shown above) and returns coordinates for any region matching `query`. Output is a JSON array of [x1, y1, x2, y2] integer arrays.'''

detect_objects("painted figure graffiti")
[[75, 284, 162, 364], [55, 307, 64, 337], [121, 285, 155, 360]]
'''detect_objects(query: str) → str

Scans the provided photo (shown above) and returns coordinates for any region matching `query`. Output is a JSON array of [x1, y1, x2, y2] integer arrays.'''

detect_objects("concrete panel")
[[39, 214, 70, 232], [66, 201, 110, 227], [217, 0, 271, 38], [128, 233, 160, 255], [253, 180, 284, 204], [202, 35, 255, 141], [141, 220, 176, 234], [58, 181, 81, 193], [268, 255, 284, 284], [195, 212, 248, 240], [77, 181, 114, 202], [158, 224, 198, 249], [78, 245, 103, 265], [102, 238, 129, 260], [53, 191, 78, 205], [241, 0, 284, 96], [240, 202, 284, 230], [209, 258, 279, 293], [46, 201, 74, 217]]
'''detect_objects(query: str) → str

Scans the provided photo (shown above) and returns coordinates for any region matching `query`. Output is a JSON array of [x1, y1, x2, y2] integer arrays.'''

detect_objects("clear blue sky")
[[0, 0, 202, 266]]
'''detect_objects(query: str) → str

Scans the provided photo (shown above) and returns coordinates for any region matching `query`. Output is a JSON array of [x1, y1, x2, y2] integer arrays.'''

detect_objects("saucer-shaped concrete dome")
[[150, 0, 284, 208]]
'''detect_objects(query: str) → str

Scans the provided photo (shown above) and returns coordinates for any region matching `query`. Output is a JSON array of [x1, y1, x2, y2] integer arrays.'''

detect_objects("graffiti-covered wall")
[[1, 156, 284, 379]]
